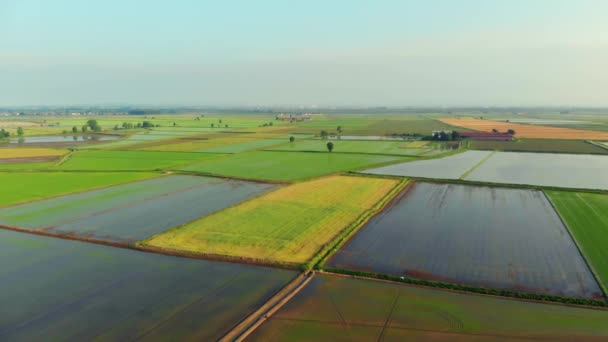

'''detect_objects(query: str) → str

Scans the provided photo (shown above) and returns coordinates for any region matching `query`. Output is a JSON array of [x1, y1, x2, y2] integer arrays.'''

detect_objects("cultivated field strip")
[[0, 175, 278, 242], [440, 117, 608, 140], [361, 150, 491, 179], [327, 182, 602, 299], [546, 191, 608, 295], [247, 274, 608, 341], [143, 176, 400, 264], [179, 151, 409, 181], [0, 171, 157, 207], [0, 230, 296, 341]]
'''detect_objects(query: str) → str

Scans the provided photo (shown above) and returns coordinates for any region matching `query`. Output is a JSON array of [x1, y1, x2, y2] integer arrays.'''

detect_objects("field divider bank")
[[220, 271, 315, 342], [321, 268, 608, 308], [459, 150, 495, 180], [544, 191, 608, 298], [311, 178, 411, 270], [384, 176, 608, 195]]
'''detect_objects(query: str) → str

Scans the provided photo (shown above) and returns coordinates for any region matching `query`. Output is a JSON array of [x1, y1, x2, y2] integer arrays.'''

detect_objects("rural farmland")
[[2, 112, 608, 339], [4, 2, 608, 339]]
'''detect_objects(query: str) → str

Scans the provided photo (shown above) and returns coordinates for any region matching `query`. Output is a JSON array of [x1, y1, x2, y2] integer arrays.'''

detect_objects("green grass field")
[[178, 151, 409, 181], [266, 139, 436, 156], [248, 274, 608, 341], [469, 139, 608, 154], [142, 176, 399, 264], [546, 191, 608, 294], [57, 150, 222, 171], [0, 172, 156, 207]]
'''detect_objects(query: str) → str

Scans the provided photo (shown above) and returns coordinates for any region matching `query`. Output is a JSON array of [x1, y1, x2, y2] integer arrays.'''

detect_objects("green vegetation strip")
[[0, 172, 158, 207], [322, 268, 607, 308], [546, 191, 608, 296], [459, 150, 496, 180]]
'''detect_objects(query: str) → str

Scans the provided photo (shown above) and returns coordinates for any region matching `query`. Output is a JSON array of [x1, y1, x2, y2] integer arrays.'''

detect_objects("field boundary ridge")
[[219, 271, 315, 342], [322, 268, 608, 308]]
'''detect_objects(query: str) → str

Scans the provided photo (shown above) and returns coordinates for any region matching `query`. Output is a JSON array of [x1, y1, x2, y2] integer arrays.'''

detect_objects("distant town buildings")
[[275, 113, 316, 122]]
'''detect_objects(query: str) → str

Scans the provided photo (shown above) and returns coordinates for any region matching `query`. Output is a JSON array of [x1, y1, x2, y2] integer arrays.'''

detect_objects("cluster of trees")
[[0, 128, 10, 138], [259, 122, 273, 127], [432, 131, 460, 141]]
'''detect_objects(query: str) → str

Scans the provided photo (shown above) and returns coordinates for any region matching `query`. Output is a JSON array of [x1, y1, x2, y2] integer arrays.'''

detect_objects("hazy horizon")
[[2, 0, 607, 107]]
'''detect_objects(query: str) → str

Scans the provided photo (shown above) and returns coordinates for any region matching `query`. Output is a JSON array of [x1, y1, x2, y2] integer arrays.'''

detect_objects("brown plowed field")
[[440, 118, 608, 140]]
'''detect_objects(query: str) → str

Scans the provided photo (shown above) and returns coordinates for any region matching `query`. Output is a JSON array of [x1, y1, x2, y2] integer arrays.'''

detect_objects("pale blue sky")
[[1, 0, 607, 106]]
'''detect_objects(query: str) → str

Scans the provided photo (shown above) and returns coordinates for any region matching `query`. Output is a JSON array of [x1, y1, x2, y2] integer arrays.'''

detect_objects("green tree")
[[507, 129, 516, 135], [0, 129, 9, 138], [93, 125, 102, 132], [326, 141, 334, 152], [81, 125, 88, 133], [86, 119, 98, 130], [289, 136, 295, 142], [16, 127, 24, 136], [72, 126, 78, 133], [320, 130, 329, 139], [211, 123, 215, 128], [337, 126, 342, 133]]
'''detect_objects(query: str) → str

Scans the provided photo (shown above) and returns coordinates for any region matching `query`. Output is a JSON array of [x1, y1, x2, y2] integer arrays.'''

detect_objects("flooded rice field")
[[0, 175, 278, 242], [465, 152, 608, 190], [327, 182, 602, 298], [361, 150, 491, 179], [0, 230, 295, 341]]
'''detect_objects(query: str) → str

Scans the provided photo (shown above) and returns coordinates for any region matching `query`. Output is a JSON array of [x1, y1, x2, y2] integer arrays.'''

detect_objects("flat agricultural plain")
[[179, 151, 408, 181], [0, 175, 277, 243], [464, 152, 608, 190], [546, 191, 608, 294], [57, 150, 222, 171], [143, 176, 399, 264], [0, 229, 295, 341], [441, 117, 608, 140], [248, 274, 608, 342], [0, 172, 156, 207], [361, 150, 491, 179], [327, 182, 602, 298]]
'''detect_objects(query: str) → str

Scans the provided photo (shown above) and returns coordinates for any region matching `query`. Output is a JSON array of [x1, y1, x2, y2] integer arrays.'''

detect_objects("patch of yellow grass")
[[401, 141, 429, 148], [0, 148, 67, 159], [143, 175, 399, 264]]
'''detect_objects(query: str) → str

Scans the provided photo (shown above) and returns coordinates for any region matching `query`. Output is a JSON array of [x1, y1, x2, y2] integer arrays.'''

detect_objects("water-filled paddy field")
[[248, 274, 608, 342], [0, 229, 296, 341], [327, 182, 602, 298], [362, 150, 491, 179], [464, 151, 608, 190], [0, 175, 277, 242]]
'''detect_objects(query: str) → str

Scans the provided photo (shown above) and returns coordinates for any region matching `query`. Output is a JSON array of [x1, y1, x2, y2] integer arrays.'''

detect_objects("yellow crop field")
[[142, 175, 399, 264], [0, 148, 67, 159]]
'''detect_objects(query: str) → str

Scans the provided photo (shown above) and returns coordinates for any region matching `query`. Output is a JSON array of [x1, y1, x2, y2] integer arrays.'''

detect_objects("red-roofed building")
[[460, 131, 514, 141]]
